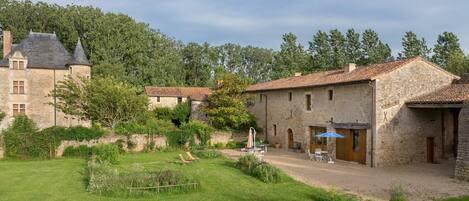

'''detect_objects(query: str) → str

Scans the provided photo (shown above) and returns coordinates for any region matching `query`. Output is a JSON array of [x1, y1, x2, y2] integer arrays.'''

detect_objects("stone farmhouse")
[[145, 86, 212, 120], [0, 31, 91, 129], [247, 57, 469, 180]]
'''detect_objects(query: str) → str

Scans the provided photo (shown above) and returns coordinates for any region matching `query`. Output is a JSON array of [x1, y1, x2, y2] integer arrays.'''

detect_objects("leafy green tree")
[[345, 29, 362, 64], [272, 33, 309, 79], [328, 29, 347, 68], [398, 31, 431, 59], [241, 46, 274, 83], [361, 29, 392, 65], [432, 32, 464, 68], [182, 42, 215, 86], [309, 30, 331, 70], [446, 51, 469, 75], [215, 43, 244, 76], [50, 76, 149, 129], [202, 73, 254, 130]]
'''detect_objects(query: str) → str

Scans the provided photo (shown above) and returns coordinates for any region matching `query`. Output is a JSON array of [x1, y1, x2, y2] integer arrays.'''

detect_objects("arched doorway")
[[287, 129, 294, 149]]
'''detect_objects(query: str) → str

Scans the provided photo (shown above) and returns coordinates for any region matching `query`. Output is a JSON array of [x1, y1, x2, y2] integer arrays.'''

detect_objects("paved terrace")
[[222, 149, 469, 201]]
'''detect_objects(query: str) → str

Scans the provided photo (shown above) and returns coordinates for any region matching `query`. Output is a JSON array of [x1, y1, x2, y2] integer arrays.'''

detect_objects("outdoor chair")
[[179, 154, 192, 164], [314, 148, 324, 162], [186, 152, 198, 161], [306, 149, 314, 160]]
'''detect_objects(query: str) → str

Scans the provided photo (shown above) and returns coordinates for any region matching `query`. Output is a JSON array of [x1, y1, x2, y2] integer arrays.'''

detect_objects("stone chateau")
[[0, 30, 91, 129], [247, 57, 469, 180]]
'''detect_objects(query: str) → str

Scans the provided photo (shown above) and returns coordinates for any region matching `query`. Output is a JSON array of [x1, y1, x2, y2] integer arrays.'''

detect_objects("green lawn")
[[0, 152, 323, 201]]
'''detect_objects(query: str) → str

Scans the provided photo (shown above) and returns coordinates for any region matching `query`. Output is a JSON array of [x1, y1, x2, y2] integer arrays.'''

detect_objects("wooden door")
[[336, 129, 366, 164], [335, 129, 350, 161], [427, 137, 435, 163], [288, 129, 294, 149], [351, 129, 366, 164]]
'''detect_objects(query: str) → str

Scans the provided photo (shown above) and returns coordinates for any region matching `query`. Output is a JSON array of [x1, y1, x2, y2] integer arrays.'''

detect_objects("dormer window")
[[12, 60, 25, 70]]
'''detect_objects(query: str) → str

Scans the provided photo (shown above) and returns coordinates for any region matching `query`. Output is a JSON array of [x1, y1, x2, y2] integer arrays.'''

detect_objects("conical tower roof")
[[68, 38, 91, 66]]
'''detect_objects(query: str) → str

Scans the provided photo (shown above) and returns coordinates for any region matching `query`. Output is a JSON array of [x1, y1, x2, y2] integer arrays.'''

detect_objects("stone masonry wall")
[[456, 104, 469, 181], [375, 60, 457, 167], [148, 96, 188, 109], [248, 82, 374, 165], [0, 65, 91, 130]]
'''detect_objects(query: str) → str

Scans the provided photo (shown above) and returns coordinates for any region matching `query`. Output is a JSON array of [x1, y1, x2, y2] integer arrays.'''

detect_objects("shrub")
[[225, 141, 237, 149], [213, 142, 225, 149], [153, 107, 174, 121], [63, 145, 92, 158], [251, 162, 282, 183], [3, 115, 42, 158], [236, 153, 260, 172], [172, 101, 191, 125], [192, 149, 223, 159], [91, 144, 120, 164], [389, 185, 407, 201], [62, 126, 107, 141], [179, 120, 215, 146], [87, 161, 199, 196]]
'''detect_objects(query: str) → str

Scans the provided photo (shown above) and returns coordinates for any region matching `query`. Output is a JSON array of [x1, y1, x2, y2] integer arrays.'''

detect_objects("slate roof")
[[145, 86, 212, 101], [406, 84, 469, 104], [68, 38, 91, 66], [0, 32, 91, 69], [247, 57, 450, 92]]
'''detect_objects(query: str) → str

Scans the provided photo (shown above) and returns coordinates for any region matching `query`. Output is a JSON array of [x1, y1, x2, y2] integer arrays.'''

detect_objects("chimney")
[[294, 72, 302, 77], [3, 30, 12, 57], [344, 63, 356, 73]]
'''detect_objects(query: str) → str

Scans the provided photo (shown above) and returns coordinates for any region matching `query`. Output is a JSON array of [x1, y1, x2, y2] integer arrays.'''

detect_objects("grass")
[[0, 151, 326, 201], [442, 197, 469, 201]]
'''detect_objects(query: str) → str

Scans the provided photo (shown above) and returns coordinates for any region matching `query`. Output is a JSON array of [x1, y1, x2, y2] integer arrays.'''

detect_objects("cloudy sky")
[[36, 0, 469, 55]]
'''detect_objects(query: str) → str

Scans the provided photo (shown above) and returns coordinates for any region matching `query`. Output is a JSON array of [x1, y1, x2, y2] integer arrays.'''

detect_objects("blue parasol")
[[316, 132, 345, 138]]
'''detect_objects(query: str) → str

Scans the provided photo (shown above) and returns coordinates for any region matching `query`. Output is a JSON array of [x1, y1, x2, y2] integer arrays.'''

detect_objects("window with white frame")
[[12, 104, 26, 116], [12, 81, 25, 94]]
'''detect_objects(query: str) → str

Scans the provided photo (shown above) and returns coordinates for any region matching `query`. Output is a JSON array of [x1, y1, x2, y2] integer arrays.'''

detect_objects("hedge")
[[3, 115, 107, 159]]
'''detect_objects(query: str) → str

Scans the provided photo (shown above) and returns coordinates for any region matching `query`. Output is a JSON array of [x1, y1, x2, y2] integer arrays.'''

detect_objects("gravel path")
[[222, 149, 469, 201]]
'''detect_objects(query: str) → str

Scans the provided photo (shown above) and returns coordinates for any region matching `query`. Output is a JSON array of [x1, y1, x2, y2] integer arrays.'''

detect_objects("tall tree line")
[[0, 0, 467, 90]]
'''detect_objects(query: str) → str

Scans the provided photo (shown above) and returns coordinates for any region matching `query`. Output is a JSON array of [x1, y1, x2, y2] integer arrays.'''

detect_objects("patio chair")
[[186, 152, 199, 161], [306, 149, 314, 160], [179, 154, 192, 164], [314, 148, 324, 162]]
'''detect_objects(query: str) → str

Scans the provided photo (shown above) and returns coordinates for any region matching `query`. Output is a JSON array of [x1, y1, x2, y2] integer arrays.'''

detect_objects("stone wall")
[[248, 82, 374, 165], [56, 134, 167, 157], [456, 104, 469, 181], [148, 96, 188, 109], [0, 65, 91, 130], [374, 60, 456, 166]]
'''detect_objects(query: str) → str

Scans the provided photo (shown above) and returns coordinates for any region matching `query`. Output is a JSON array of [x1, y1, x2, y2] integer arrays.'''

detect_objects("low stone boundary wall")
[[56, 134, 167, 157], [0, 131, 242, 159]]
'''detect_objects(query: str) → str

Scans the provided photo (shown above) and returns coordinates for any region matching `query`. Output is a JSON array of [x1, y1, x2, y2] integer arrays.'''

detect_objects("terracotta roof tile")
[[145, 86, 212, 101], [247, 57, 423, 92], [406, 84, 469, 104]]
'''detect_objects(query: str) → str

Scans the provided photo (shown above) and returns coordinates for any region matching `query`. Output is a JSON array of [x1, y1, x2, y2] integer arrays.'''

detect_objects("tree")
[[182, 42, 215, 86], [309, 30, 331, 70], [50, 76, 149, 129], [328, 29, 347, 68], [398, 31, 430, 59], [344, 29, 362, 64], [272, 33, 309, 79], [201, 73, 254, 130], [446, 51, 469, 75], [361, 29, 392, 65], [432, 32, 464, 68], [241, 46, 274, 83]]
